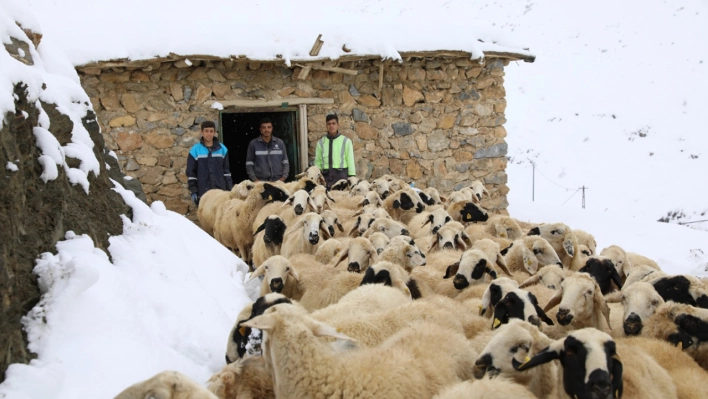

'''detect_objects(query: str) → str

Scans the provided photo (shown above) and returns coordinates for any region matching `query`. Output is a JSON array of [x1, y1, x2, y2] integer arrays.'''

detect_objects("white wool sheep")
[[447, 191, 468, 203], [207, 356, 274, 399], [251, 215, 287, 268], [360, 190, 384, 207], [314, 238, 345, 264], [446, 200, 489, 224], [274, 176, 318, 195], [229, 179, 255, 200], [376, 239, 426, 272], [628, 251, 661, 270], [600, 245, 634, 283], [309, 184, 335, 213], [433, 377, 537, 399], [113, 370, 218, 399], [319, 209, 344, 238], [465, 215, 524, 244], [623, 264, 667, 288], [197, 189, 231, 236], [503, 236, 562, 276], [280, 212, 331, 258], [362, 218, 410, 239], [349, 180, 371, 196], [516, 328, 677, 399], [492, 288, 555, 329], [241, 305, 480, 399], [381, 188, 426, 222], [294, 165, 326, 186], [573, 229, 597, 255], [527, 222, 578, 269], [411, 249, 495, 298], [478, 277, 520, 318], [543, 272, 612, 336], [468, 180, 490, 201], [472, 239, 513, 277], [408, 208, 453, 239], [472, 320, 557, 399], [368, 231, 390, 255], [605, 282, 664, 337], [216, 183, 290, 264], [252, 189, 316, 231], [420, 187, 445, 206], [519, 265, 567, 291], [248, 255, 301, 298], [343, 213, 378, 237], [330, 236, 378, 273], [370, 178, 395, 199]]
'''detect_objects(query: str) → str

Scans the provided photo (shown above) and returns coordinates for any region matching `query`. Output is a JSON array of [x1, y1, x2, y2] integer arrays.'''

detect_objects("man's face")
[[260, 123, 273, 139], [202, 127, 216, 141], [326, 119, 338, 135]]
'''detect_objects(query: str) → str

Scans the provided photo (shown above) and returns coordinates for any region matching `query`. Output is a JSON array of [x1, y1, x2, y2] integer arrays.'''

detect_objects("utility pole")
[[532, 162, 535, 202], [580, 186, 588, 209]]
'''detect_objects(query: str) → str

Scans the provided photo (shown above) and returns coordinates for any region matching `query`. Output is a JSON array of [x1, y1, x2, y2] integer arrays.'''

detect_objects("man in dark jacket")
[[186, 121, 233, 205], [245, 118, 289, 182]]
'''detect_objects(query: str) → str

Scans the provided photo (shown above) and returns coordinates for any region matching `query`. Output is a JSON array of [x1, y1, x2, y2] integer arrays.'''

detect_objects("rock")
[[125, 158, 140, 171], [100, 93, 121, 111], [427, 131, 450, 152], [194, 84, 212, 104], [408, 111, 423, 124], [171, 127, 186, 136], [450, 84, 462, 94], [415, 135, 428, 151], [479, 116, 507, 127], [109, 115, 136, 128], [138, 167, 166, 185], [294, 89, 310, 98], [406, 161, 423, 179], [170, 82, 183, 101], [454, 163, 470, 173], [426, 70, 447, 80], [349, 85, 360, 97], [494, 100, 507, 113], [187, 68, 208, 81], [392, 122, 414, 137], [355, 122, 378, 140], [339, 90, 356, 105], [476, 76, 496, 90], [157, 155, 172, 167], [120, 93, 143, 113], [417, 119, 437, 134], [135, 156, 158, 166], [434, 159, 447, 175], [466, 67, 483, 79], [130, 71, 150, 82], [403, 86, 424, 106], [144, 129, 175, 149], [157, 184, 184, 198], [459, 116, 479, 127], [390, 158, 403, 174], [424, 61, 442, 70], [437, 114, 456, 129], [207, 69, 226, 82], [408, 68, 425, 81], [474, 143, 508, 159], [352, 108, 368, 122], [484, 171, 507, 185], [212, 83, 231, 99], [458, 127, 480, 136], [179, 136, 199, 148], [458, 89, 480, 101], [183, 86, 192, 102], [357, 94, 381, 107], [424, 91, 444, 104], [279, 87, 296, 96], [494, 127, 507, 138], [474, 103, 493, 117]]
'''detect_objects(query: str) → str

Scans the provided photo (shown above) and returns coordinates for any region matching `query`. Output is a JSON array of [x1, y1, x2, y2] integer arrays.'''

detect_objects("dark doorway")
[[220, 109, 301, 184]]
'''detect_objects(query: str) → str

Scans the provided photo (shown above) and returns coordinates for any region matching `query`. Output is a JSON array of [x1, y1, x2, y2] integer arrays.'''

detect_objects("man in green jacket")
[[315, 114, 356, 188]]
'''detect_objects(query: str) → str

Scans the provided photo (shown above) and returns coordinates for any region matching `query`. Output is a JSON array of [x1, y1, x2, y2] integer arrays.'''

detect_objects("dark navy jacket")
[[187, 138, 233, 197], [245, 136, 289, 182]]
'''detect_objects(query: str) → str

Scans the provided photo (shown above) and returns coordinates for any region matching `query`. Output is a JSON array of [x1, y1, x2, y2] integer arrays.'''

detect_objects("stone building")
[[76, 48, 534, 217]]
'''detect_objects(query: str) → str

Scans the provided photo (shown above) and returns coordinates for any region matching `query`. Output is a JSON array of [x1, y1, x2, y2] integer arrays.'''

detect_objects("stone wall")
[[78, 56, 511, 217]]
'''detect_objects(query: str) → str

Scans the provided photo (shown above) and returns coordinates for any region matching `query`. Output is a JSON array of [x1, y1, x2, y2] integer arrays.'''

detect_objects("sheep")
[[275, 176, 318, 194], [627, 251, 661, 270], [280, 212, 331, 258], [380, 188, 426, 222], [312, 284, 412, 325], [465, 215, 524, 244], [472, 238, 513, 277], [573, 229, 597, 255], [447, 191, 468, 204], [217, 183, 290, 264], [319, 209, 344, 238], [330, 178, 350, 191], [519, 265, 567, 291], [349, 179, 371, 196], [492, 289, 555, 329], [422, 221, 472, 253], [344, 213, 378, 237], [368, 231, 390, 255], [314, 238, 345, 264], [408, 208, 452, 239], [600, 245, 634, 284], [468, 179, 490, 201], [503, 236, 562, 276], [241, 305, 479, 399], [114, 371, 218, 399], [527, 222, 578, 269], [376, 239, 427, 272], [446, 200, 489, 224], [410, 249, 493, 298], [207, 356, 274, 399], [479, 277, 520, 317], [360, 190, 384, 207], [309, 184, 335, 213], [472, 320, 557, 399], [229, 179, 255, 200], [605, 282, 664, 337], [252, 189, 316, 231], [515, 328, 678, 399], [294, 165, 326, 186], [420, 187, 445, 206], [197, 189, 231, 236], [370, 178, 394, 199], [361, 218, 410, 239], [433, 377, 537, 399], [247, 255, 301, 298], [578, 256, 623, 295], [623, 264, 667, 288], [251, 216, 287, 268], [330, 237, 378, 273], [650, 274, 708, 308], [543, 272, 612, 334]]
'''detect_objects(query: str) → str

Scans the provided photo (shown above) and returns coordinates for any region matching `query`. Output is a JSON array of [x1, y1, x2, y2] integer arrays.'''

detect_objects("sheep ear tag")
[[268, 195, 273, 201]]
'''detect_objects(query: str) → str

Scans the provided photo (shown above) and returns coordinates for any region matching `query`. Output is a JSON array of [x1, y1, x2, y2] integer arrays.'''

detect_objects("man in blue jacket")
[[186, 121, 233, 205], [245, 118, 289, 182]]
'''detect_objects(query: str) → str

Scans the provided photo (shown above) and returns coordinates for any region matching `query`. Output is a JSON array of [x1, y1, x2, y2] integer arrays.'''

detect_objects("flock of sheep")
[[114, 167, 708, 399]]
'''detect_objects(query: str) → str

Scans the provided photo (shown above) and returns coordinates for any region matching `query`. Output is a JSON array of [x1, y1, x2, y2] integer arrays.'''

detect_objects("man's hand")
[[279, 177, 286, 182], [191, 193, 199, 205], [254, 179, 260, 182]]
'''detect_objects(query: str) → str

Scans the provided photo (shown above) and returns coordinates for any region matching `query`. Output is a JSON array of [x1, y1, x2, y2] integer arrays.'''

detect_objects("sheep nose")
[[347, 262, 361, 273], [556, 308, 573, 326], [269, 278, 284, 293], [401, 229, 410, 236], [528, 227, 540, 236], [528, 315, 541, 326], [473, 354, 493, 379], [416, 203, 424, 213], [432, 226, 440, 234], [377, 248, 383, 255], [453, 274, 470, 290], [362, 199, 370, 205], [697, 295, 708, 309], [328, 226, 335, 236], [294, 205, 304, 215], [623, 313, 642, 336], [263, 234, 272, 243], [308, 232, 320, 245], [443, 242, 454, 250]]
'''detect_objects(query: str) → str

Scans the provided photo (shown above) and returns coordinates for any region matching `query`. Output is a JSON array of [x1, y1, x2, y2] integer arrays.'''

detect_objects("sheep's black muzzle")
[[270, 278, 284, 293], [416, 203, 425, 213], [308, 232, 320, 245], [294, 204, 304, 215], [328, 226, 335, 237], [528, 315, 541, 327], [263, 234, 273, 244], [697, 295, 708, 309], [443, 242, 454, 250], [585, 369, 613, 399], [557, 309, 573, 326], [528, 227, 541, 236], [401, 229, 410, 236], [623, 313, 642, 336], [473, 354, 499, 379], [348, 262, 361, 273], [432, 226, 440, 234], [453, 275, 469, 290]]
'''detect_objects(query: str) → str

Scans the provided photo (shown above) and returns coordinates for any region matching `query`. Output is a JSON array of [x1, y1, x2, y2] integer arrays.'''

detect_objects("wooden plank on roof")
[[294, 63, 358, 76], [204, 98, 334, 107], [309, 34, 324, 56]]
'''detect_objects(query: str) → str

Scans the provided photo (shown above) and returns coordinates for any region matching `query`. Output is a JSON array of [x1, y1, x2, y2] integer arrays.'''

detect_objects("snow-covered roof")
[[25, 0, 534, 67]]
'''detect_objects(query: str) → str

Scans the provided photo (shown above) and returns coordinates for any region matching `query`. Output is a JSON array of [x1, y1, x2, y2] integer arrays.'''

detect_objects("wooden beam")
[[309, 34, 324, 57], [294, 63, 358, 76], [297, 66, 311, 80], [378, 60, 384, 94], [204, 98, 334, 107], [298, 104, 309, 173]]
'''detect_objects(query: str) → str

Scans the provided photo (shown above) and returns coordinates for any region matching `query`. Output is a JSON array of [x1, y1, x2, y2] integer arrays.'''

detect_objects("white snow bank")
[[0, 181, 252, 399], [26, 0, 532, 66]]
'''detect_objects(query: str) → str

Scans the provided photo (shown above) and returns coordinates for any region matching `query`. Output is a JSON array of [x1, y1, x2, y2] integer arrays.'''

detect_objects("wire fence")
[[530, 161, 588, 207]]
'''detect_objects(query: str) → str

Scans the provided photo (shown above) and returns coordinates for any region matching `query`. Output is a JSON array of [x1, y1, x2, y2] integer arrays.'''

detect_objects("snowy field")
[[1, 0, 707, 397]]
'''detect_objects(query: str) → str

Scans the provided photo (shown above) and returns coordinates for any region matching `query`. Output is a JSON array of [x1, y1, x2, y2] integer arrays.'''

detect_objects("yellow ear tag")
[[268, 195, 273, 201], [239, 326, 247, 336], [677, 341, 683, 349], [523, 356, 531, 365], [478, 305, 483, 310], [615, 390, 619, 398], [500, 233, 507, 238], [526, 259, 533, 265], [466, 213, 472, 220], [493, 319, 501, 328]]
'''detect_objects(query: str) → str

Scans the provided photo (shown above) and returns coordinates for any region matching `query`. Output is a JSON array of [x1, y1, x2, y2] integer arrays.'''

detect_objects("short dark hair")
[[326, 114, 338, 123], [259, 117, 273, 127], [201, 121, 216, 131]]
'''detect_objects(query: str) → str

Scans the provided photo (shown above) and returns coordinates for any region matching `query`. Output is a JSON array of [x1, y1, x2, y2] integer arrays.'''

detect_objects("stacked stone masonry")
[[78, 57, 511, 217]]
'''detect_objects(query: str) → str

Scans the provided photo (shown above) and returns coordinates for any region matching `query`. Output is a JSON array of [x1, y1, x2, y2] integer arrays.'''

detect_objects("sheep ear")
[[281, 196, 293, 207], [348, 224, 360, 237], [461, 231, 473, 247], [311, 321, 356, 342], [484, 266, 497, 280], [288, 266, 300, 282], [543, 289, 563, 313], [368, 245, 378, 264], [295, 172, 306, 178], [319, 220, 332, 239], [609, 262, 624, 290], [326, 192, 336, 202], [332, 247, 349, 267], [241, 314, 276, 332], [522, 247, 539, 275], [307, 197, 318, 212], [593, 283, 612, 330], [519, 274, 541, 288], [422, 214, 434, 227], [393, 199, 401, 209], [496, 253, 513, 277], [439, 195, 448, 203], [563, 237, 575, 257], [427, 238, 439, 254], [605, 291, 622, 303], [336, 220, 344, 232], [455, 236, 468, 251], [248, 265, 266, 282], [253, 222, 266, 237], [352, 208, 364, 217], [443, 262, 460, 279], [285, 221, 303, 236], [514, 343, 562, 372]]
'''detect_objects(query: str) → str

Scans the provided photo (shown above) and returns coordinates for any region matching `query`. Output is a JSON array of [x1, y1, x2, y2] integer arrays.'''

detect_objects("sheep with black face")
[[492, 289, 554, 329], [251, 215, 287, 268], [650, 274, 708, 308], [578, 257, 623, 295]]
